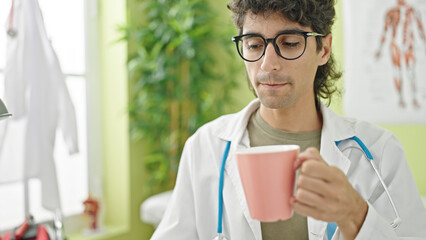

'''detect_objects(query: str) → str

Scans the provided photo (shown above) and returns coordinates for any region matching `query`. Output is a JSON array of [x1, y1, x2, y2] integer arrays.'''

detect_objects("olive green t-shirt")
[[247, 109, 321, 240]]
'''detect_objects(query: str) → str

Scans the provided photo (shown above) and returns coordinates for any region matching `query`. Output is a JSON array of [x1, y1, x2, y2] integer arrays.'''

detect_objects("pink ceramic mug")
[[236, 145, 300, 222]]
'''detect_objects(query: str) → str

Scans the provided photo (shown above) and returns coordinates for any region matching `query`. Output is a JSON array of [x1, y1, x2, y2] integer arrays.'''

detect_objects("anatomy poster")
[[343, 0, 426, 124]]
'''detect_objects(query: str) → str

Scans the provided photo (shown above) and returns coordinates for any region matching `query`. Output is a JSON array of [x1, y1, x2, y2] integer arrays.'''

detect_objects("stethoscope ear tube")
[[391, 217, 402, 230], [337, 137, 402, 230], [369, 160, 402, 229]]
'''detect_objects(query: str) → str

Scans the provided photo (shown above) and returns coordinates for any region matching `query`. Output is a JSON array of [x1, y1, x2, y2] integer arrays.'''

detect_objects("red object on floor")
[[14, 219, 29, 239], [2, 225, 49, 240]]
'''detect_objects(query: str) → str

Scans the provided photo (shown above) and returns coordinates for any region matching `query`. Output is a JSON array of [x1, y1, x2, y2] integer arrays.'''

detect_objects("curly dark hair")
[[228, 0, 342, 106]]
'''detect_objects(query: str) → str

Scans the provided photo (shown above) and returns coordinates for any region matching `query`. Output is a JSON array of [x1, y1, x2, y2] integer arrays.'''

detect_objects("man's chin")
[[259, 96, 293, 109]]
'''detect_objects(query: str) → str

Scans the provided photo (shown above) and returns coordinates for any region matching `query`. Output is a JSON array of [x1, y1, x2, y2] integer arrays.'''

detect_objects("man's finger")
[[293, 200, 331, 222], [296, 174, 332, 197], [294, 147, 326, 170], [298, 160, 336, 183], [294, 187, 325, 207]]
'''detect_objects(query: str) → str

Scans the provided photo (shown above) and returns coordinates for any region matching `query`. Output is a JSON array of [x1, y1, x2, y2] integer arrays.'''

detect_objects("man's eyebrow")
[[277, 28, 306, 34], [241, 30, 261, 35], [242, 28, 306, 36]]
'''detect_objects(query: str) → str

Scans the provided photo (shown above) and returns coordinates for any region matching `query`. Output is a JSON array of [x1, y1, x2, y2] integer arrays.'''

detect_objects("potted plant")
[[126, 0, 239, 192]]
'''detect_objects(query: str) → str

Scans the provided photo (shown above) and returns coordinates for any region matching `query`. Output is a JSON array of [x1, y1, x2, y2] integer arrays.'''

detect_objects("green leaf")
[[125, 0, 241, 193]]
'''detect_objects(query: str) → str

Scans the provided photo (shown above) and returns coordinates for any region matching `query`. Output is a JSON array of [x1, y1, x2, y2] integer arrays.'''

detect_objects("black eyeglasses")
[[232, 30, 324, 62]]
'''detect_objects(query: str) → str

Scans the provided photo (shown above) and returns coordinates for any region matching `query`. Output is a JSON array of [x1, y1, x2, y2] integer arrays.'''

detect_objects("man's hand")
[[292, 147, 368, 240]]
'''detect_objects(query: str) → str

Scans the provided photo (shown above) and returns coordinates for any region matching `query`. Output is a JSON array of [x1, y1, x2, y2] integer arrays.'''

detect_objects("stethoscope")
[[214, 136, 402, 240]]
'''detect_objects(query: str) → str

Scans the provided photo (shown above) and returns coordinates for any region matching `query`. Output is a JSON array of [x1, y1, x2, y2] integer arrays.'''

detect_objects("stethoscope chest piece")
[[213, 233, 228, 240]]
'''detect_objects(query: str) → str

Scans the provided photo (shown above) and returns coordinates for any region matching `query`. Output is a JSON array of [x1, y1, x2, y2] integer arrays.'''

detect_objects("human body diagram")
[[376, 0, 426, 108]]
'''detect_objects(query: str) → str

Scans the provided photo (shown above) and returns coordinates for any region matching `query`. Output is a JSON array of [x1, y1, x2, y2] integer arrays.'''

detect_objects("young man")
[[152, 0, 426, 239]]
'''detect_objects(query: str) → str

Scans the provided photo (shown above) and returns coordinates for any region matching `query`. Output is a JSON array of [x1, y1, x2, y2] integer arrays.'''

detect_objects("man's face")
[[242, 11, 331, 110]]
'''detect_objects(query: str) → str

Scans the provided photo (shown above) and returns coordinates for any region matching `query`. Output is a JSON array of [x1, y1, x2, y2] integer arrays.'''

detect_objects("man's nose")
[[260, 42, 282, 72]]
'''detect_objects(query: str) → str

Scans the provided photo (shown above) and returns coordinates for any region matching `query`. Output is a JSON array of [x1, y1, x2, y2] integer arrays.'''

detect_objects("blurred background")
[[0, 0, 424, 240]]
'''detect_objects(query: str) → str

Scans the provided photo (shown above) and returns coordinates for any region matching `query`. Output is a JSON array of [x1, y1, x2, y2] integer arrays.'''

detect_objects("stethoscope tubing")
[[218, 141, 231, 234], [338, 139, 402, 230]]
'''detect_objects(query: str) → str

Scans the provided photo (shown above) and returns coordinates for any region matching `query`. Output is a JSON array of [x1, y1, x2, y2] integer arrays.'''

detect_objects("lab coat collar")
[[215, 99, 357, 240], [319, 102, 355, 173], [320, 103, 356, 143], [215, 98, 260, 142], [215, 99, 357, 144]]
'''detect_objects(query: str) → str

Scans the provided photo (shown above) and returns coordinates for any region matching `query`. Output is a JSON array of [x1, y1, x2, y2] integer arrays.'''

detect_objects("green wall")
[[97, 0, 152, 238], [69, 0, 151, 239]]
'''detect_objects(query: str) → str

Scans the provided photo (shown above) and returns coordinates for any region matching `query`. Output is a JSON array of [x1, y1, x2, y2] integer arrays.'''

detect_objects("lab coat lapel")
[[319, 103, 354, 174], [216, 99, 262, 240], [225, 137, 262, 240], [321, 134, 351, 173], [307, 136, 352, 239], [307, 104, 355, 239]]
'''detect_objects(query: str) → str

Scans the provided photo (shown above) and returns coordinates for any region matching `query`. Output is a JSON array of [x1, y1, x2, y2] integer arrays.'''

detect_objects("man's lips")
[[259, 82, 289, 89]]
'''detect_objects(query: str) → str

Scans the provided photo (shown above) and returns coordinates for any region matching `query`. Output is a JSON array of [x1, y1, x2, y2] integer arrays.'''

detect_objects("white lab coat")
[[0, 0, 79, 212], [152, 99, 426, 240]]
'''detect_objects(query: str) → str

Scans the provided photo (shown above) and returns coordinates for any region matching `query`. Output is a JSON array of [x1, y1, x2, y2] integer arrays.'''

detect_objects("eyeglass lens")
[[238, 34, 306, 61]]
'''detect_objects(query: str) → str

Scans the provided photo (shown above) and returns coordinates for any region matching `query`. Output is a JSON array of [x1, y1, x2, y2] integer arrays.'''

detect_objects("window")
[[0, 0, 97, 231]]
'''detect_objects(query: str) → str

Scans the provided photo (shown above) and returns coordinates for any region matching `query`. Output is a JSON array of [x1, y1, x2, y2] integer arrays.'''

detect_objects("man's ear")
[[318, 34, 332, 66]]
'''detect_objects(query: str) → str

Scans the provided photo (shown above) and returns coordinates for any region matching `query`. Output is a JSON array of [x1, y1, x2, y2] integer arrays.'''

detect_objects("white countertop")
[[141, 190, 173, 227]]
